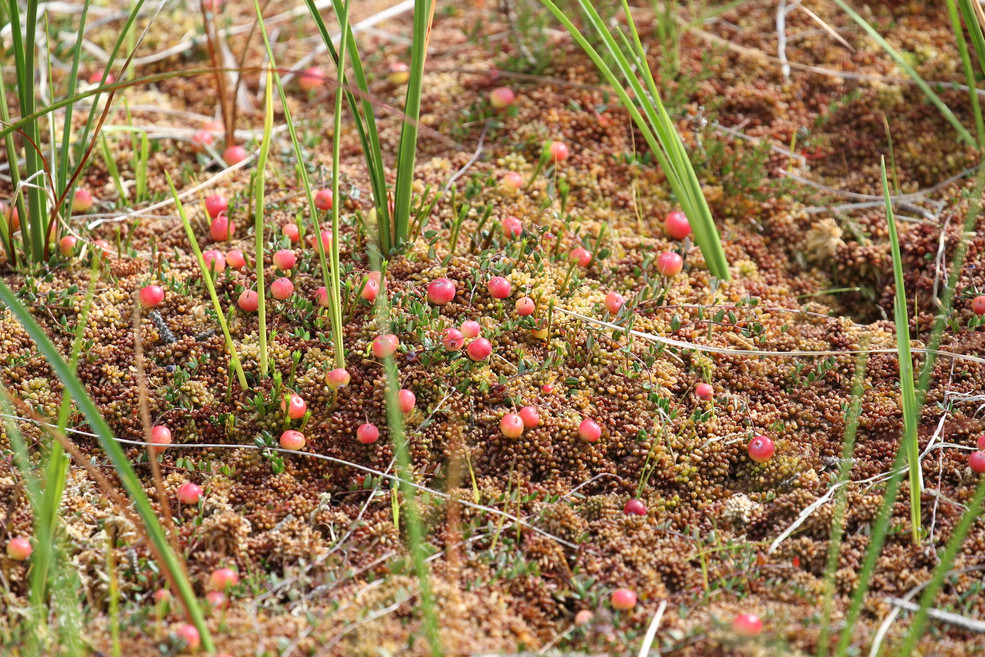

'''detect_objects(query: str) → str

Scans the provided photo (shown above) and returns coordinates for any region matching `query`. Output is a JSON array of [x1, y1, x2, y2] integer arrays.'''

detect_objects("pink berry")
[[518, 406, 540, 428], [235, 289, 257, 313], [270, 277, 294, 300], [397, 389, 416, 414], [973, 295, 985, 316], [664, 210, 691, 240], [59, 235, 77, 257], [191, 129, 214, 152], [139, 284, 165, 308], [174, 624, 200, 650], [150, 425, 172, 453], [569, 247, 591, 267], [502, 172, 524, 190], [177, 483, 203, 505], [500, 414, 524, 439], [202, 249, 226, 274], [209, 567, 239, 591], [309, 230, 332, 254], [978, 435, 985, 451], [93, 239, 112, 255], [223, 145, 248, 165], [282, 223, 300, 243], [314, 189, 333, 211], [467, 337, 492, 361], [327, 368, 350, 390], [205, 194, 228, 219], [210, 213, 234, 241], [299, 67, 324, 92], [578, 418, 601, 442], [610, 588, 636, 611], [624, 499, 646, 516], [357, 423, 380, 445], [153, 588, 171, 604], [604, 292, 625, 315], [6, 537, 31, 561], [541, 384, 554, 394], [442, 328, 465, 351], [226, 249, 246, 270], [732, 613, 763, 638], [315, 287, 330, 308], [488, 276, 512, 299], [205, 591, 227, 611], [280, 430, 305, 450], [281, 394, 307, 420], [72, 189, 93, 213], [372, 334, 400, 358], [273, 249, 296, 271], [361, 278, 379, 302], [489, 87, 515, 109], [971, 451, 985, 474], [502, 216, 523, 238], [656, 252, 683, 277], [748, 435, 775, 463], [515, 297, 535, 316], [87, 71, 114, 85], [574, 609, 593, 625], [548, 141, 569, 163], [695, 383, 714, 401], [427, 277, 457, 305], [460, 320, 481, 338]]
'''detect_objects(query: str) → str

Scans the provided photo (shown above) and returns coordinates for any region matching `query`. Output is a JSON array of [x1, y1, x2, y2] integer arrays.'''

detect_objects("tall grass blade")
[[0, 280, 214, 653], [255, 69, 275, 378], [328, 0, 351, 369], [946, 0, 985, 148]]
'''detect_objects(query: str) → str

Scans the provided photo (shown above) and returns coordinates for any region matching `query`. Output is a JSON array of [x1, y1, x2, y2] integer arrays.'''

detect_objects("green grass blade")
[[392, 0, 436, 246], [56, 1, 89, 195], [881, 157, 921, 545], [255, 69, 275, 378], [831, 0, 975, 147], [946, 0, 985, 147], [958, 0, 985, 77], [328, 0, 351, 369], [167, 172, 248, 390], [0, 280, 214, 653]]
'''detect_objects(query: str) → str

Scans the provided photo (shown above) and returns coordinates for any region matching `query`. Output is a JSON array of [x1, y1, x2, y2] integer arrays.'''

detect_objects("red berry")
[[973, 295, 985, 316], [315, 287, 330, 308], [177, 483, 203, 505], [361, 278, 379, 302], [569, 247, 591, 267], [397, 389, 416, 414], [6, 537, 31, 561], [327, 368, 350, 390], [280, 430, 305, 450], [488, 276, 512, 299], [732, 613, 763, 638], [59, 235, 77, 257], [314, 189, 333, 211], [695, 383, 714, 401], [656, 252, 683, 277], [500, 413, 524, 438], [610, 588, 636, 611], [578, 418, 601, 442], [604, 292, 625, 314], [427, 277, 457, 305], [223, 145, 248, 165], [664, 210, 691, 240], [971, 451, 985, 474], [138, 284, 165, 308], [519, 406, 540, 428], [210, 214, 234, 241], [149, 425, 172, 454], [205, 194, 228, 219], [270, 277, 294, 300], [357, 423, 380, 444], [467, 337, 492, 361], [226, 249, 246, 269], [442, 328, 465, 351], [502, 216, 523, 238], [748, 435, 775, 463], [372, 334, 399, 358], [273, 249, 296, 271], [282, 223, 300, 243], [191, 129, 214, 152], [281, 393, 306, 420], [623, 499, 646, 516], [174, 624, 200, 650], [548, 141, 569, 163], [202, 250, 226, 274], [515, 297, 535, 316]]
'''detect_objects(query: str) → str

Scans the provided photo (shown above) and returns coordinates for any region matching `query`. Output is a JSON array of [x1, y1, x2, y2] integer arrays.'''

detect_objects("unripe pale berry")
[[223, 145, 248, 165], [604, 292, 625, 315], [973, 295, 985, 316], [397, 389, 416, 413], [548, 140, 569, 163], [139, 284, 165, 308], [209, 567, 240, 591], [515, 297, 535, 316], [372, 334, 400, 358], [489, 87, 515, 109], [205, 194, 228, 219], [280, 430, 305, 450], [518, 406, 540, 428], [299, 67, 324, 92], [175, 624, 200, 650], [695, 383, 714, 401], [6, 537, 31, 561], [238, 290, 259, 312], [177, 483, 203, 505], [732, 613, 763, 638], [488, 276, 511, 299], [327, 368, 351, 390], [569, 247, 591, 267], [273, 249, 296, 271], [202, 250, 226, 274], [442, 328, 465, 351], [427, 278, 457, 305], [59, 235, 78, 257], [314, 189, 333, 211], [210, 214, 234, 241], [150, 425, 172, 453], [270, 277, 294, 300], [500, 413, 524, 438], [226, 249, 246, 269], [72, 189, 93, 213], [502, 216, 523, 238], [578, 418, 601, 442], [388, 61, 409, 84], [281, 394, 307, 420], [624, 499, 646, 516], [656, 251, 683, 277], [467, 337, 492, 361], [357, 423, 380, 444], [574, 610, 593, 626], [610, 589, 636, 611], [971, 451, 985, 474], [664, 210, 691, 240], [502, 172, 524, 190], [460, 320, 481, 338], [748, 435, 775, 463]]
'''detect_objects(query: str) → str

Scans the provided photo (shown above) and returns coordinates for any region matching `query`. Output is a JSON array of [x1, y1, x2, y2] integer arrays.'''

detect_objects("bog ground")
[[3, 1, 985, 656]]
